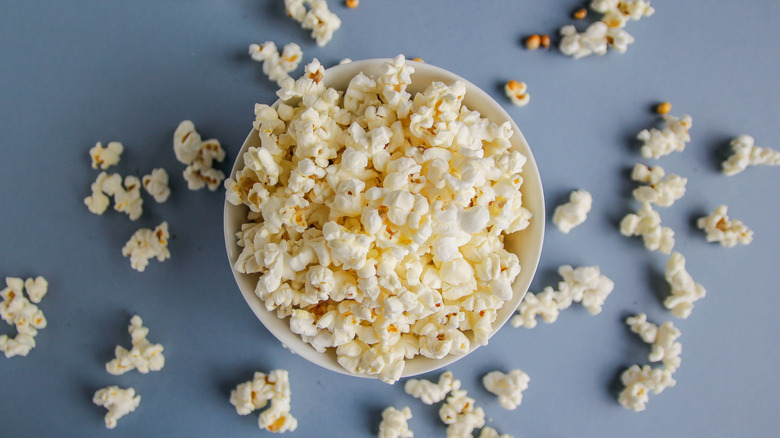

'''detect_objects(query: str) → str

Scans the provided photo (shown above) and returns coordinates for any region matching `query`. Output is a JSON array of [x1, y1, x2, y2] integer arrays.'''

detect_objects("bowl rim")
[[223, 57, 545, 380]]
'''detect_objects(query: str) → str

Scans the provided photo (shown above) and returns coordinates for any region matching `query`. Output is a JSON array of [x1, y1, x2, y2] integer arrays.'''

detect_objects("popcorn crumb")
[[552, 189, 592, 233], [439, 388, 485, 438], [404, 371, 460, 405], [284, 0, 342, 46], [106, 315, 165, 375], [560, 0, 653, 58], [142, 168, 171, 203], [504, 80, 529, 107], [229, 370, 297, 433], [93, 386, 140, 429], [696, 205, 753, 247], [722, 134, 780, 176], [90, 141, 123, 170], [339, 58, 353, 65], [249, 41, 303, 86], [655, 102, 671, 115], [620, 202, 674, 253], [411, 57, 425, 63], [173, 120, 225, 191], [525, 34, 541, 50], [378, 406, 413, 438], [0, 277, 47, 358], [630, 163, 686, 207], [482, 369, 530, 410], [121, 222, 170, 272], [664, 252, 706, 319], [637, 114, 692, 159]]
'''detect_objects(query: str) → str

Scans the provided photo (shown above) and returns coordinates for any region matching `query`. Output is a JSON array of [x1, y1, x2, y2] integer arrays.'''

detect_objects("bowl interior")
[[224, 59, 545, 380]]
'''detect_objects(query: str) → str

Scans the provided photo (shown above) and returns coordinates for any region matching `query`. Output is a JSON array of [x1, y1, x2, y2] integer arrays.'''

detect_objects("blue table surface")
[[2, 1, 779, 437]]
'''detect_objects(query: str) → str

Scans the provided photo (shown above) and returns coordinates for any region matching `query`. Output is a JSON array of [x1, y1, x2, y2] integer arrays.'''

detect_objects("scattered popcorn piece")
[[552, 189, 592, 233], [0, 277, 47, 358], [142, 168, 171, 203], [510, 286, 559, 328], [93, 386, 141, 429], [722, 134, 780, 176], [540, 34, 551, 49], [482, 369, 530, 410], [23, 276, 48, 304], [664, 252, 706, 319], [404, 371, 460, 405], [504, 80, 529, 107], [121, 222, 170, 272], [637, 114, 692, 159], [106, 315, 165, 375], [229, 370, 298, 433], [345, 0, 358, 7], [439, 388, 485, 438], [626, 313, 682, 373], [249, 41, 303, 86], [284, 0, 342, 46], [378, 406, 413, 438], [84, 171, 143, 219], [696, 205, 753, 247], [573, 8, 588, 19], [339, 58, 353, 64], [591, 0, 655, 28], [561, 0, 653, 58], [90, 141, 123, 170], [478, 427, 513, 438], [617, 364, 675, 412], [630, 163, 686, 207], [655, 102, 671, 115], [620, 202, 675, 253], [173, 120, 225, 191], [559, 22, 610, 58], [525, 34, 541, 50]]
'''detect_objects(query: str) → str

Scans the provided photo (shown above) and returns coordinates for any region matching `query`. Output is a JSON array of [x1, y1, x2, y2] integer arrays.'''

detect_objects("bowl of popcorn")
[[224, 56, 544, 383]]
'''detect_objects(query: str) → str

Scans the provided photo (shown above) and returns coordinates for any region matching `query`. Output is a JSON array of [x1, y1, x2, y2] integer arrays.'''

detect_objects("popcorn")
[[84, 172, 143, 220], [617, 364, 675, 412], [504, 80, 529, 107], [93, 386, 141, 429], [106, 315, 165, 375], [0, 277, 47, 358], [378, 406, 413, 438], [637, 114, 693, 159], [664, 252, 706, 319], [630, 163, 687, 207], [620, 202, 675, 253], [404, 370, 460, 405], [121, 222, 170, 272], [229, 369, 298, 433], [552, 189, 592, 233], [173, 120, 225, 191], [249, 41, 303, 86], [591, 0, 655, 28], [439, 388, 485, 438], [561, 0, 653, 58], [284, 0, 342, 46], [478, 427, 513, 438], [142, 168, 171, 203], [559, 23, 609, 59], [696, 205, 753, 247], [510, 287, 558, 328], [722, 134, 780, 176], [90, 141, 123, 170], [482, 369, 530, 410]]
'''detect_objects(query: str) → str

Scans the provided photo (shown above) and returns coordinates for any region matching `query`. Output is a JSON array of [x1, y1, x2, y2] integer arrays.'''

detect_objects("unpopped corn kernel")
[[93, 386, 141, 429], [573, 8, 588, 19], [345, 0, 358, 8], [540, 34, 551, 49], [655, 102, 672, 115], [525, 34, 541, 50]]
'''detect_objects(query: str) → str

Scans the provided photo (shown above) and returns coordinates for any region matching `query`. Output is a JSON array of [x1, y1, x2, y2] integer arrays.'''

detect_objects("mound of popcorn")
[[722, 134, 780, 176], [84, 171, 144, 220], [229, 370, 298, 433], [552, 189, 592, 233], [504, 80, 529, 107], [482, 369, 530, 410], [696, 205, 753, 247], [90, 141, 124, 170], [404, 370, 460, 405], [142, 168, 171, 203], [631, 163, 686, 207], [173, 120, 226, 191], [511, 265, 614, 328], [249, 41, 304, 86], [225, 55, 531, 383], [559, 0, 654, 58], [664, 252, 706, 319], [620, 202, 674, 253], [637, 114, 693, 159], [121, 222, 170, 272], [439, 387, 485, 438], [106, 315, 165, 375], [378, 406, 413, 438], [0, 276, 48, 358], [93, 386, 141, 429], [284, 0, 342, 46]]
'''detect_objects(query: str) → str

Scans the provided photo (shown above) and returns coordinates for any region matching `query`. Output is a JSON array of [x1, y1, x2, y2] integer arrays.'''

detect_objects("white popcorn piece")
[[173, 120, 225, 191], [229, 370, 298, 433], [249, 41, 303, 86], [561, 0, 652, 58], [404, 370, 460, 405], [637, 114, 693, 159], [90, 141, 123, 170], [23, 276, 48, 304], [559, 23, 609, 59], [696, 205, 753, 247], [338, 58, 353, 65], [439, 388, 485, 438], [478, 427, 513, 438], [84, 171, 143, 219], [93, 386, 141, 429], [617, 364, 675, 412], [106, 315, 165, 375], [592, 0, 655, 28], [378, 406, 413, 438], [0, 276, 47, 358], [722, 135, 780, 176], [626, 313, 682, 373], [504, 80, 529, 107], [552, 189, 592, 234], [482, 369, 530, 410], [620, 202, 675, 253], [284, 0, 342, 46], [121, 222, 171, 272], [664, 252, 706, 319], [142, 168, 171, 203], [630, 163, 686, 207], [510, 286, 559, 328]]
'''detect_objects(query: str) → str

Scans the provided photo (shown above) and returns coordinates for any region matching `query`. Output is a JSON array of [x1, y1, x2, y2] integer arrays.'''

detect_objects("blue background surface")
[[1, 1, 779, 436]]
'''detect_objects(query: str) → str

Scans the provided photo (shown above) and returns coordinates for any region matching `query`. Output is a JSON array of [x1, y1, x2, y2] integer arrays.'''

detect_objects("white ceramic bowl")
[[224, 59, 545, 380]]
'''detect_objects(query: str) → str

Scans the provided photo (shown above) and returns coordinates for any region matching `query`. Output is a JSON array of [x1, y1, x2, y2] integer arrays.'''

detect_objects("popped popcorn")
[[142, 168, 171, 203], [552, 189, 592, 233], [439, 388, 485, 438], [93, 386, 141, 429], [90, 141, 123, 170], [617, 364, 675, 412], [722, 134, 780, 176], [696, 205, 753, 247], [225, 56, 531, 383], [630, 163, 687, 207], [664, 252, 706, 319], [378, 406, 413, 438], [249, 41, 303, 86], [478, 427, 513, 438], [173, 120, 225, 191], [106, 315, 165, 375], [404, 370, 460, 405], [121, 222, 170, 272], [482, 369, 530, 410], [0, 276, 47, 358], [626, 313, 682, 373], [229, 370, 298, 433], [637, 114, 693, 159], [284, 0, 342, 46], [84, 171, 143, 220], [620, 202, 674, 253], [559, 23, 609, 59], [560, 0, 653, 58], [504, 80, 529, 107]]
